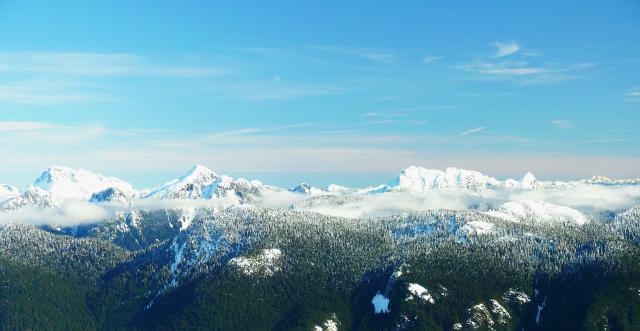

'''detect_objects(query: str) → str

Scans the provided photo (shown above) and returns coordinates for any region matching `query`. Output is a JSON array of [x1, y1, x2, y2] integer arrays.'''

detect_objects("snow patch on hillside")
[[485, 200, 587, 225], [230, 248, 282, 276], [313, 314, 339, 331], [461, 220, 495, 235], [407, 283, 435, 303], [503, 289, 530, 304]]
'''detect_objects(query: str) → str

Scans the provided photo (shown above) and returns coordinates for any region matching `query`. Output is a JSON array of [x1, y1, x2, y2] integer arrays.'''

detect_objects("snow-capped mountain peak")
[[520, 172, 537, 189], [289, 183, 327, 195], [386, 166, 501, 192], [145, 165, 219, 200], [144, 165, 268, 202], [32, 165, 135, 200], [179, 164, 218, 183]]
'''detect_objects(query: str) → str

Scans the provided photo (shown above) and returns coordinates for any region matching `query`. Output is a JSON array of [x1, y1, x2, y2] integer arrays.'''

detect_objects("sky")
[[0, 1, 639, 189]]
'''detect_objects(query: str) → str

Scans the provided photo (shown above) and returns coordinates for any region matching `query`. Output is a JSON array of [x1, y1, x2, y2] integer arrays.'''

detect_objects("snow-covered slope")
[[89, 187, 129, 204], [0, 184, 19, 202], [485, 200, 588, 225], [144, 165, 268, 203], [581, 176, 640, 186], [33, 165, 135, 200], [0, 186, 58, 211]]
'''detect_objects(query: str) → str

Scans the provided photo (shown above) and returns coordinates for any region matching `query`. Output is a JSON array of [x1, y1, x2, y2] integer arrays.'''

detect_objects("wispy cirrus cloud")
[[0, 79, 112, 104], [422, 55, 443, 64], [550, 120, 575, 130], [0, 84, 86, 104], [0, 120, 107, 145], [309, 46, 397, 64], [457, 42, 595, 84], [458, 59, 594, 85], [245, 84, 345, 100], [0, 52, 225, 77], [207, 123, 314, 137], [0, 120, 65, 131], [459, 127, 485, 136], [493, 42, 520, 58], [623, 87, 640, 102]]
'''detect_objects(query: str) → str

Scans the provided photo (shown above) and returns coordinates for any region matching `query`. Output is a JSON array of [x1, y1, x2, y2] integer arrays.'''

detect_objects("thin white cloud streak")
[[493, 42, 520, 58], [458, 41, 595, 84], [207, 123, 314, 137], [0, 121, 64, 131], [0, 84, 87, 104], [309, 46, 397, 64], [0, 79, 116, 105], [458, 61, 594, 84], [0, 52, 225, 77], [422, 55, 443, 64], [624, 87, 640, 102], [251, 87, 343, 100], [550, 120, 575, 130], [0, 121, 108, 145], [459, 127, 485, 136]]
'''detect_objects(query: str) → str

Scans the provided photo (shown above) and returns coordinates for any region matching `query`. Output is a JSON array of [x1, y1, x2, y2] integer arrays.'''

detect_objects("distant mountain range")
[[1, 164, 638, 211]]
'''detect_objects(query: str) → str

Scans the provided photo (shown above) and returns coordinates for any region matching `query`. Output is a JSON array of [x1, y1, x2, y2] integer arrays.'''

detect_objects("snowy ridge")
[[89, 187, 129, 204], [0, 186, 58, 211], [485, 200, 588, 225], [144, 165, 267, 203], [288, 183, 326, 195], [289, 183, 352, 195], [379, 166, 540, 193]]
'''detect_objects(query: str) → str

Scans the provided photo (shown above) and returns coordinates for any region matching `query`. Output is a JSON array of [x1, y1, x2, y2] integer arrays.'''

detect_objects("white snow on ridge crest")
[[485, 200, 588, 225]]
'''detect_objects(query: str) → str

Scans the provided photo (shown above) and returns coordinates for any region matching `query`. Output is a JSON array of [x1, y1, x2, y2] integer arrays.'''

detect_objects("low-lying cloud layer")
[[1, 184, 639, 226]]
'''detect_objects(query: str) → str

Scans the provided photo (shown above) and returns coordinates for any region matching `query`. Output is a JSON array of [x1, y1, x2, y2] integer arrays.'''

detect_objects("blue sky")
[[0, 1, 639, 188]]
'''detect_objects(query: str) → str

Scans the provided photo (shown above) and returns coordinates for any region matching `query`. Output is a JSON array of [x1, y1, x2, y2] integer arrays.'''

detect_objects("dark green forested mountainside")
[[0, 205, 639, 330]]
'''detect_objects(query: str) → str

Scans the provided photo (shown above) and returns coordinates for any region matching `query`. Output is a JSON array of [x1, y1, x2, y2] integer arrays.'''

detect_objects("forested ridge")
[[0, 205, 639, 330]]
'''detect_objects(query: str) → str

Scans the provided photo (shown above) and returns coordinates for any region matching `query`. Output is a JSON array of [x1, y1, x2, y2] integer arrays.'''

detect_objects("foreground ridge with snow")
[[0, 204, 638, 329]]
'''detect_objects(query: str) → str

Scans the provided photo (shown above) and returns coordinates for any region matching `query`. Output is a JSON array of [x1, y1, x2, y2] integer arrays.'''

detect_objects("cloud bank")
[[1, 184, 639, 226]]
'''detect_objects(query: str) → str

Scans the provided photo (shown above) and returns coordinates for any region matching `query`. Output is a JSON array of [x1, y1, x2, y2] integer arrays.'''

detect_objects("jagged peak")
[[178, 165, 217, 182], [390, 165, 500, 192]]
